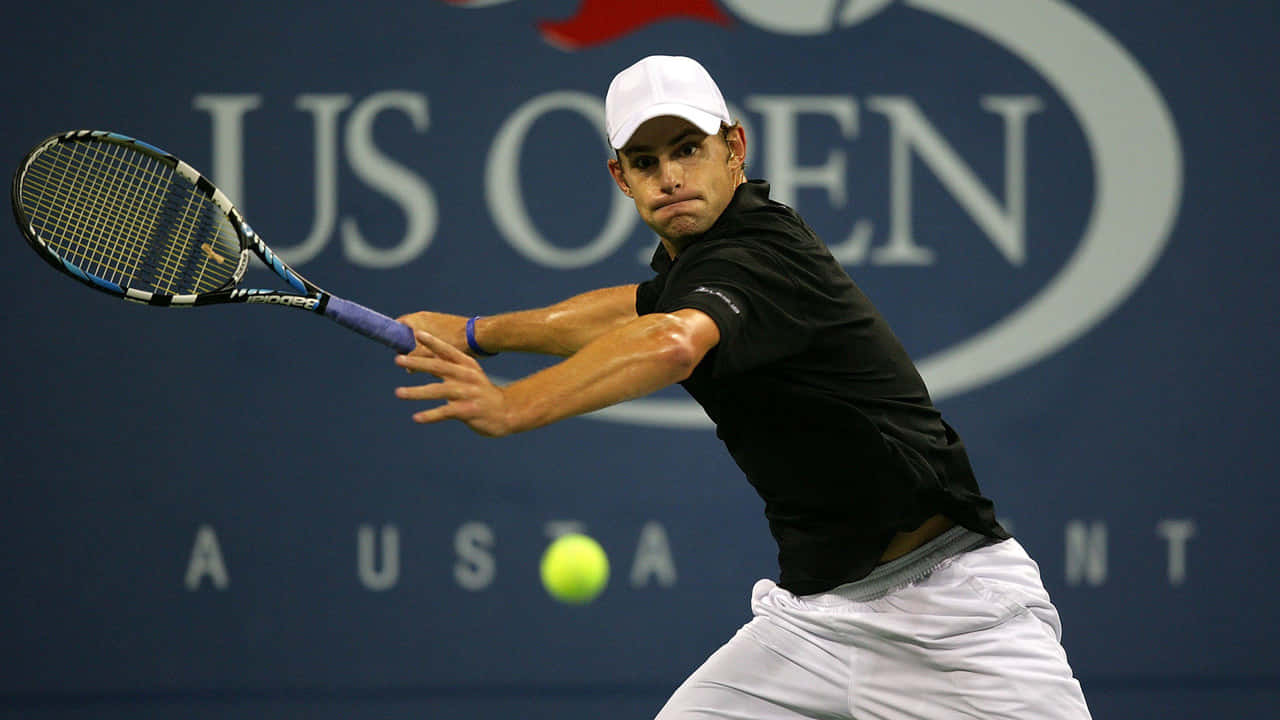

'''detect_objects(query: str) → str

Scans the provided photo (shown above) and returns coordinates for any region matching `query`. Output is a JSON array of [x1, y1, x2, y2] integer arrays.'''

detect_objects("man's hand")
[[394, 330, 513, 437], [396, 311, 472, 357]]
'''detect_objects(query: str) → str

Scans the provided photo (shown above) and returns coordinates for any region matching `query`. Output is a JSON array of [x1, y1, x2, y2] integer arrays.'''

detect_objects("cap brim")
[[609, 104, 725, 149]]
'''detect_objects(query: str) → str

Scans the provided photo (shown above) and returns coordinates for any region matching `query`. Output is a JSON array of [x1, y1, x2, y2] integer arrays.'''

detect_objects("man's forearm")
[[393, 307, 719, 437], [476, 284, 639, 357], [500, 310, 713, 433]]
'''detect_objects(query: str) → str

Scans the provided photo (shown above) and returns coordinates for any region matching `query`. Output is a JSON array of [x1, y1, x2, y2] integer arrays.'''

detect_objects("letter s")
[[453, 522, 496, 591], [342, 91, 438, 268]]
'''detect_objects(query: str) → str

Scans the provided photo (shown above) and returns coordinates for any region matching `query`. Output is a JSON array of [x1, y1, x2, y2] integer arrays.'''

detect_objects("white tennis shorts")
[[656, 531, 1092, 719]]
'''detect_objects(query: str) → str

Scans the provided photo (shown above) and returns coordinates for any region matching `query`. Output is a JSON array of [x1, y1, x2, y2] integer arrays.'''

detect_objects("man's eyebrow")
[[622, 129, 705, 157]]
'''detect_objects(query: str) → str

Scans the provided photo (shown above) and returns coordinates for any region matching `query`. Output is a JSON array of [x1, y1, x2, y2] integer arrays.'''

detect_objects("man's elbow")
[[659, 336, 700, 382], [650, 314, 713, 382]]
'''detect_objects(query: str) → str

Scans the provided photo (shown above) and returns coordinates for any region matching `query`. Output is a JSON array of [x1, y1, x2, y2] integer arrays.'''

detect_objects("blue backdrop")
[[2, 1, 1276, 718]]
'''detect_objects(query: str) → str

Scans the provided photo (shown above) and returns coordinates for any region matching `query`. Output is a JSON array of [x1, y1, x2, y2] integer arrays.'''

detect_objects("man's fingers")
[[411, 404, 457, 425], [395, 353, 469, 379], [392, 331, 504, 434], [394, 382, 452, 401], [416, 330, 475, 364]]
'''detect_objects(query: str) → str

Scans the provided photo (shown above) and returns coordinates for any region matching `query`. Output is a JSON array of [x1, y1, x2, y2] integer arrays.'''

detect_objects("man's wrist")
[[466, 316, 498, 356]]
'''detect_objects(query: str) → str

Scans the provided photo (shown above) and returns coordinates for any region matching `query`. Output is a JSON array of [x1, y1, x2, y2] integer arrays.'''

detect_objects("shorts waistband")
[[811, 526, 995, 604]]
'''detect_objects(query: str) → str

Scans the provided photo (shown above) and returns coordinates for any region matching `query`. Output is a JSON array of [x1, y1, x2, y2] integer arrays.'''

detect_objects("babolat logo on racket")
[[232, 289, 319, 310], [250, 295, 319, 309]]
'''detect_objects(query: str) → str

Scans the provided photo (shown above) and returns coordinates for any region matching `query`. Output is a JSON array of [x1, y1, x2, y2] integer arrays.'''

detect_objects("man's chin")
[[658, 216, 710, 241]]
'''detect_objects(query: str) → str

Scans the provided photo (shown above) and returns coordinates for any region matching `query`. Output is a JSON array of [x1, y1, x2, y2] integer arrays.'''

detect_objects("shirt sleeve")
[[652, 242, 812, 376], [635, 276, 661, 315]]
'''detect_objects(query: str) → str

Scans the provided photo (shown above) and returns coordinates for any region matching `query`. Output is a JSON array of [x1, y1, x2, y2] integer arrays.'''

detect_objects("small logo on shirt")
[[693, 286, 742, 316]]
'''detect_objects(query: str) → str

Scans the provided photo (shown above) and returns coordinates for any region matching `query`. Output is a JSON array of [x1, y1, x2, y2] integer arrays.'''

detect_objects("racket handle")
[[323, 296, 417, 353]]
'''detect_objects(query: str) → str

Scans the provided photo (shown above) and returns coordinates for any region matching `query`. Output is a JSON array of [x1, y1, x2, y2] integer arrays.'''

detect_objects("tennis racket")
[[10, 129, 416, 353]]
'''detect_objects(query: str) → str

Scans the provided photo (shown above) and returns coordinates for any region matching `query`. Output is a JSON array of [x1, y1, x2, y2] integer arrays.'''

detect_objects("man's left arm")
[[394, 309, 719, 437]]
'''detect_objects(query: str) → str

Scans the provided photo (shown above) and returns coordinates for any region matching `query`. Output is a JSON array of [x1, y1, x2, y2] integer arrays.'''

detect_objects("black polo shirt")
[[636, 180, 1008, 595]]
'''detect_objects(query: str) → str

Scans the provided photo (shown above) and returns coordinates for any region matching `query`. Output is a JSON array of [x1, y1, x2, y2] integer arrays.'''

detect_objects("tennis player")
[[395, 55, 1091, 719]]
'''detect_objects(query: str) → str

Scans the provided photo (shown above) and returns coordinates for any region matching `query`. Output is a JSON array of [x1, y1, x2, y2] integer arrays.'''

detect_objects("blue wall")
[[2, 1, 1276, 717]]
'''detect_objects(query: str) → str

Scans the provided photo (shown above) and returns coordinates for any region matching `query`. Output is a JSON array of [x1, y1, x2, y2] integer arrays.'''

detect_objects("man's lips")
[[653, 195, 701, 213]]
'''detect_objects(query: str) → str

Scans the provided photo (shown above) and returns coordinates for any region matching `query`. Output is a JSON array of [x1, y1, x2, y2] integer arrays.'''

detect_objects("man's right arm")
[[397, 284, 639, 358]]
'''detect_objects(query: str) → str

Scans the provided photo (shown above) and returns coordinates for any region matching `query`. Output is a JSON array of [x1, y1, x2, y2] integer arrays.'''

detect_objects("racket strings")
[[22, 142, 157, 284], [26, 141, 176, 285], [19, 139, 242, 295]]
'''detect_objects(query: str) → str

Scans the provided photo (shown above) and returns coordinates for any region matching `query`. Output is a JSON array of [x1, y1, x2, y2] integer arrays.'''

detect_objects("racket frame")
[[11, 130, 415, 352]]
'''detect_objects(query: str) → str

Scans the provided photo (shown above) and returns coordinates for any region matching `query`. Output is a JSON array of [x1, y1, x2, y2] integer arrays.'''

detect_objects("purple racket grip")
[[323, 296, 417, 353]]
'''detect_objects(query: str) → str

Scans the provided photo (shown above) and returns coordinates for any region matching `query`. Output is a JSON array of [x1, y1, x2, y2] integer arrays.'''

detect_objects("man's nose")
[[659, 159, 682, 192]]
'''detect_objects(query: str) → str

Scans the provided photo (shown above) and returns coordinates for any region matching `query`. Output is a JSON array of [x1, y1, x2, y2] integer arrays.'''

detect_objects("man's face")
[[608, 116, 746, 246]]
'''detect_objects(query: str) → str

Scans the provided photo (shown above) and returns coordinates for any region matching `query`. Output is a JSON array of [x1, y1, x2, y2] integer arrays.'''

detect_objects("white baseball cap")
[[605, 55, 732, 150]]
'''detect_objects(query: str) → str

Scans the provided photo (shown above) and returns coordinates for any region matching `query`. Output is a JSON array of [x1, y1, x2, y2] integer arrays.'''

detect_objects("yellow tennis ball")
[[540, 533, 609, 604]]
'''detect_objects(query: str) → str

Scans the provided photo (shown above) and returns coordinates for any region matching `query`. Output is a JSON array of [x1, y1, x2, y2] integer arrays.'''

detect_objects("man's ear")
[[607, 158, 633, 197], [725, 125, 747, 171]]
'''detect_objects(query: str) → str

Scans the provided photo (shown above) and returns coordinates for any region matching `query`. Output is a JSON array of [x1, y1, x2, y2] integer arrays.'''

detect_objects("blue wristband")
[[466, 316, 497, 356]]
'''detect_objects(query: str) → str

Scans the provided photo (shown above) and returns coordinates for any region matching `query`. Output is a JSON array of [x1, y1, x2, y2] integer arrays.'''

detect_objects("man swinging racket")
[[394, 55, 1092, 719]]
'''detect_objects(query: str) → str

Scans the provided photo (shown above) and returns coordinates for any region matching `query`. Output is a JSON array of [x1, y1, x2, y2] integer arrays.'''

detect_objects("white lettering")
[[357, 524, 400, 591], [1155, 518, 1196, 586], [630, 521, 677, 588], [745, 95, 873, 263], [342, 91, 438, 268], [866, 95, 1043, 265], [281, 94, 352, 265], [747, 95, 858, 209], [454, 522, 496, 591], [486, 91, 636, 268], [245, 295, 318, 309], [193, 94, 262, 213], [184, 524, 229, 591], [979, 95, 1043, 264], [1065, 519, 1107, 586]]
